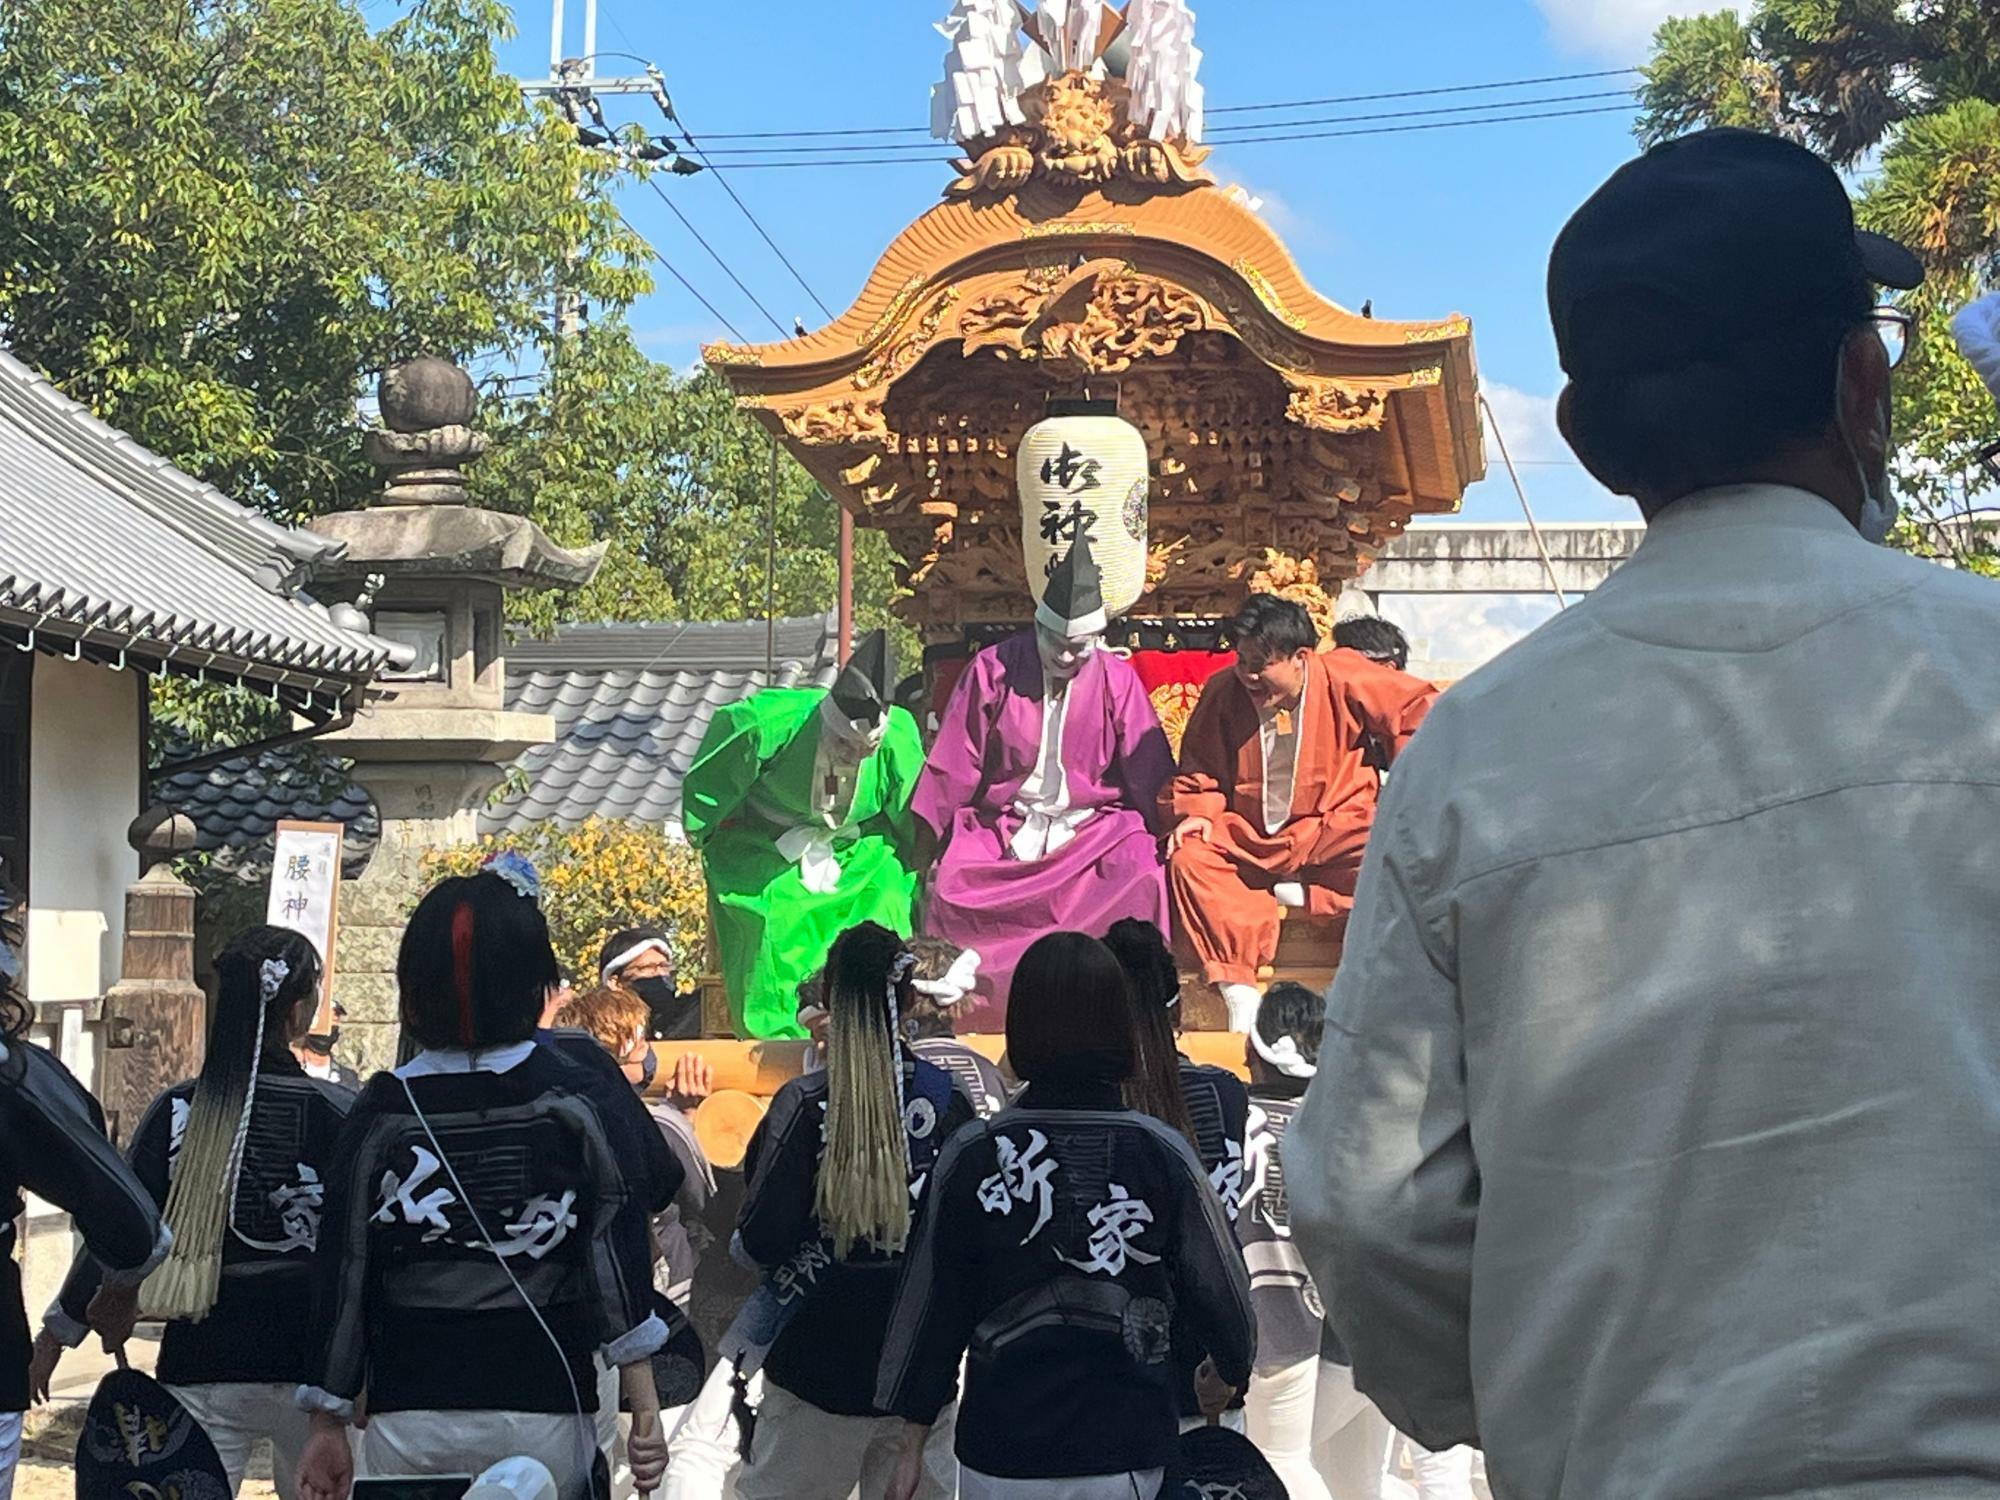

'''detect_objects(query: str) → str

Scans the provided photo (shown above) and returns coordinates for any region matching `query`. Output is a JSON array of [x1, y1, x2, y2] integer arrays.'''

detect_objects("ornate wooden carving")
[[948, 73, 1213, 199]]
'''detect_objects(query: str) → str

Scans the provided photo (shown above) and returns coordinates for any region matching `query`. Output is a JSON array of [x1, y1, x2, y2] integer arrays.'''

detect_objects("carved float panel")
[[707, 77, 1484, 632]]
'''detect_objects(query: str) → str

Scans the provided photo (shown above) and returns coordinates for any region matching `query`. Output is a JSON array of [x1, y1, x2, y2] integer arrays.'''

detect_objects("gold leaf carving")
[[1285, 380, 1390, 433], [859, 276, 928, 347], [1022, 220, 1135, 239], [1232, 259, 1307, 332], [778, 399, 888, 446], [702, 342, 761, 367], [1404, 316, 1472, 343], [854, 289, 961, 390]]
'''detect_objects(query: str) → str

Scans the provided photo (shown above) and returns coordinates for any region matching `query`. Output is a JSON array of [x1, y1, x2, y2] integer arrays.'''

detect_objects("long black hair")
[[143, 924, 322, 1320], [399, 872, 561, 1052], [1102, 919, 1199, 1150]]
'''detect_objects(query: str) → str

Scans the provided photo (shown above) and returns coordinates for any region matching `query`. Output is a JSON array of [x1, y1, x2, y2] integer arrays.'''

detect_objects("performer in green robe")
[[684, 631, 925, 1039]]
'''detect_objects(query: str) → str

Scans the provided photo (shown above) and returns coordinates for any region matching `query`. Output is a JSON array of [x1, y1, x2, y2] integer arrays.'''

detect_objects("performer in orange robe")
[[1164, 595, 1436, 1030]]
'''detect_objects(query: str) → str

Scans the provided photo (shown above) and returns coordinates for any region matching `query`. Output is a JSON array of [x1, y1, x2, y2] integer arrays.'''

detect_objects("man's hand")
[[1168, 816, 1213, 854], [668, 1052, 713, 1108], [27, 1330, 62, 1405], [85, 1282, 139, 1350], [883, 1423, 932, 1500], [1194, 1356, 1237, 1419], [296, 1414, 354, 1500], [627, 1410, 668, 1495]]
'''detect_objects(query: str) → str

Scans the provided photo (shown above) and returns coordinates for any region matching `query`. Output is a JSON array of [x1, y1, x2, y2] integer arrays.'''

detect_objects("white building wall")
[[26, 654, 140, 1008]]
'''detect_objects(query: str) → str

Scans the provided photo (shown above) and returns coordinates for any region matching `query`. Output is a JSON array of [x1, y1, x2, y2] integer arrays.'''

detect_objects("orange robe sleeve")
[[1336, 650, 1438, 762], [1163, 669, 1238, 826]]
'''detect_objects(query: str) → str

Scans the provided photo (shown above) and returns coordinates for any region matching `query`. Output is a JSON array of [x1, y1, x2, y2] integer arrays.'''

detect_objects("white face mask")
[[1035, 625, 1097, 682], [1836, 353, 1898, 546]]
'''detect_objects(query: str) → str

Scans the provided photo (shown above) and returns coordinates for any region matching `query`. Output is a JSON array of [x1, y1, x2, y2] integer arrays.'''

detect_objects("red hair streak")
[[451, 901, 476, 1046]]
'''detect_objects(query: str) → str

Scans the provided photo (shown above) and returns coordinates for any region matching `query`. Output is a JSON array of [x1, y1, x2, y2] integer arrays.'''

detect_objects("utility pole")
[[521, 0, 665, 347]]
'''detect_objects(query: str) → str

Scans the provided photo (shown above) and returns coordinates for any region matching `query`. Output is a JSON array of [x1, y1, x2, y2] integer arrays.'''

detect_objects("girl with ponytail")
[[725, 921, 975, 1500], [296, 866, 680, 1500], [33, 923, 346, 1498]]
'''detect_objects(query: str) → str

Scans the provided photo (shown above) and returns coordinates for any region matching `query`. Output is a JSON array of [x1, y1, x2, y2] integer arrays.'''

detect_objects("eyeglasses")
[[1872, 306, 1914, 370]]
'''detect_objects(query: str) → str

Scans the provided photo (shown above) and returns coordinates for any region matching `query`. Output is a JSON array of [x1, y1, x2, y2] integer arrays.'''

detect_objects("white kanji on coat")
[[1057, 1184, 1160, 1276], [497, 1191, 578, 1259], [1208, 1138, 1245, 1223], [977, 1128, 1058, 1244], [373, 1147, 455, 1240]]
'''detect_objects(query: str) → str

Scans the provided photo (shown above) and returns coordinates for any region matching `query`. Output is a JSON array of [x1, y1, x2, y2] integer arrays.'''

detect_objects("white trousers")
[[735, 1384, 957, 1500], [0, 1411, 20, 1500], [1388, 1441, 1479, 1500], [664, 1357, 751, 1500], [169, 1381, 313, 1499], [363, 1408, 601, 1500], [1245, 1358, 1393, 1500]]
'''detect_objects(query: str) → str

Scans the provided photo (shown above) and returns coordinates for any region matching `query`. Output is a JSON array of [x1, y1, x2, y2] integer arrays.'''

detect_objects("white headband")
[[1952, 290, 2000, 401], [910, 948, 982, 1007], [1248, 1023, 1317, 1080], [601, 937, 671, 985]]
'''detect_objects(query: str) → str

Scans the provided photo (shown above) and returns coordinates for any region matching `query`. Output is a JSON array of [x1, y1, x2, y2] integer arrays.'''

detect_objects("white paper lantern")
[[1017, 408, 1150, 618]]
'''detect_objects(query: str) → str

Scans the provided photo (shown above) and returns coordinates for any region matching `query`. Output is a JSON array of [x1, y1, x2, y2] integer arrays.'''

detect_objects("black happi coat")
[[52, 1053, 353, 1387], [735, 1055, 976, 1417], [877, 1077, 1256, 1482], [305, 1042, 673, 1418], [1241, 1088, 1335, 1372], [0, 1040, 165, 1412], [909, 1035, 1012, 1119], [1173, 1055, 1250, 1419]]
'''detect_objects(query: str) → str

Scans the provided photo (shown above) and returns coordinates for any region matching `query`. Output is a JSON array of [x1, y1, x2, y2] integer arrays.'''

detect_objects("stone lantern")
[[306, 357, 604, 1067]]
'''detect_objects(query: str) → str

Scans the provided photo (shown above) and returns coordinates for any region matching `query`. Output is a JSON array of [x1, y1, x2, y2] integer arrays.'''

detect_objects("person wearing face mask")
[[1284, 130, 2000, 1500], [1164, 593, 1435, 1032], [599, 930, 702, 1043], [912, 533, 1176, 1027], [684, 630, 925, 1039]]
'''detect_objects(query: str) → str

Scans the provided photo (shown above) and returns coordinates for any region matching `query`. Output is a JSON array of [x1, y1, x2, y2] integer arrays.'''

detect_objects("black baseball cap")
[[1550, 128, 1922, 383]]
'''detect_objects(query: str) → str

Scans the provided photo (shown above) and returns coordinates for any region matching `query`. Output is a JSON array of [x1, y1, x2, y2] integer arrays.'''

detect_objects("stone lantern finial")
[[362, 356, 489, 507]]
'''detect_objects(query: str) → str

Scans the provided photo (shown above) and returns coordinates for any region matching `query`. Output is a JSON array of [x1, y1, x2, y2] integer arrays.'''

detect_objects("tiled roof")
[[0, 348, 397, 691], [157, 614, 838, 872], [488, 615, 839, 835]]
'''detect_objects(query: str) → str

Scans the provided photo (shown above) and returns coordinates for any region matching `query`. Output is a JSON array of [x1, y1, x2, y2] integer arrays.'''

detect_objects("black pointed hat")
[[1036, 530, 1108, 640], [830, 629, 894, 723]]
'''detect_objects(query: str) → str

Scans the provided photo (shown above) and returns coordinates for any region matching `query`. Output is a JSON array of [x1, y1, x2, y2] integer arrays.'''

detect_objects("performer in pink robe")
[[913, 534, 1175, 1029]]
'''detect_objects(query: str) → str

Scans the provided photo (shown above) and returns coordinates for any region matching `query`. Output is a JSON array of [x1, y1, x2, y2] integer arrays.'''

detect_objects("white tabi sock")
[[1221, 982, 1263, 1034], [1272, 881, 1306, 909]]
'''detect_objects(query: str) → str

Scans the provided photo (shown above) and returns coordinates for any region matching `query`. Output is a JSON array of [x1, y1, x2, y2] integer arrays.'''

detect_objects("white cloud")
[[1534, 0, 1689, 61], [1479, 381, 1565, 467], [1379, 593, 1564, 678]]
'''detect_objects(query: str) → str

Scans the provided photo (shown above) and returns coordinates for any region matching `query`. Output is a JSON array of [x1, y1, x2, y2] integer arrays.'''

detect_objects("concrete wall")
[[26, 654, 140, 1008]]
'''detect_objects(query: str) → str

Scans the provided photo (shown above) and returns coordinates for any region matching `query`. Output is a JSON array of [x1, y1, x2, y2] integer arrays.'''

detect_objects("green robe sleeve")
[[684, 698, 764, 850], [866, 706, 926, 864]]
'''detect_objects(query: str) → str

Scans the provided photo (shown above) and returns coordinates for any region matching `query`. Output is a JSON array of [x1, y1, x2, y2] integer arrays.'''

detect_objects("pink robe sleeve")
[[911, 650, 996, 846], [1108, 658, 1176, 835]]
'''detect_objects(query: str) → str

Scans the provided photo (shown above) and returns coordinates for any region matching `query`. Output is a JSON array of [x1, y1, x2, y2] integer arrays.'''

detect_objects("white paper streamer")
[[1125, 0, 1205, 143], [932, 0, 1041, 143]]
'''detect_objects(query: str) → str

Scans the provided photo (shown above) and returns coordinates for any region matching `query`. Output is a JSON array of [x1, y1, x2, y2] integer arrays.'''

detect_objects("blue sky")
[[491, 0, 1693, 524]]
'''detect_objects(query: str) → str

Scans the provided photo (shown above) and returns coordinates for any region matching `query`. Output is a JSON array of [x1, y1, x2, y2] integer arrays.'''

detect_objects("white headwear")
[[1247, 1021, 1316, 1080], [1952, 290, 2000, 401], [911, 948, 983, 1007], [465, 1457, 559, 1500]]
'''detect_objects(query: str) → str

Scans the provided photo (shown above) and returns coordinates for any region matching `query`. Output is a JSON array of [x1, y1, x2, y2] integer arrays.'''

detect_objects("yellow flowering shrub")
[[424, 817, 710, 987]]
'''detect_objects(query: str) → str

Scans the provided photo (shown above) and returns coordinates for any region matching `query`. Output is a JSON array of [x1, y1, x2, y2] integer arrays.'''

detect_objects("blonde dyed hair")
[[143, 926, 319, 1322], [813, 923, 915, 1259]]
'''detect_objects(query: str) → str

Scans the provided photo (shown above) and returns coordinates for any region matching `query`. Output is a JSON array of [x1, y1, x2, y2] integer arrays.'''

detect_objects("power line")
[[613, 207, 750, 342], [670, 115, 838, 321], [641, 175, 789, 337], [685, 88, 1638, 157], [678, 65, 1644, 141], [1208, 66, 1643, 116], [712, 103, 1636, 169]]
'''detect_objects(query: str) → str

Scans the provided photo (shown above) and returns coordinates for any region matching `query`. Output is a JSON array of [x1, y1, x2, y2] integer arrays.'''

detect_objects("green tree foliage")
[[478, 328, 909, 649], [1639, 3, 2000, 562], [0, 0, 909, 749]]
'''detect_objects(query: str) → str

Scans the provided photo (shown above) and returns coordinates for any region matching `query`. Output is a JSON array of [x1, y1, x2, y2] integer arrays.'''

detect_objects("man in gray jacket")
[[1291, 127, 2000, 1499]]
